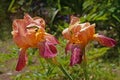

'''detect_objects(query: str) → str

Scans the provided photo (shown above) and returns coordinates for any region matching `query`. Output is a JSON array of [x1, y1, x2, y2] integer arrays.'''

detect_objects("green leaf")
[[8, 0, 15, 11], [112, 14, 120, 23]]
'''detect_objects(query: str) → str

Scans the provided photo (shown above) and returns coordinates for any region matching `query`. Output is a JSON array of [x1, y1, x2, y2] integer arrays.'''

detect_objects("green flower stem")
[[82, 60, 88, 80], [58, 64, 73, 80], [82, 49, 89, 80], [47, 58, 73, 80]]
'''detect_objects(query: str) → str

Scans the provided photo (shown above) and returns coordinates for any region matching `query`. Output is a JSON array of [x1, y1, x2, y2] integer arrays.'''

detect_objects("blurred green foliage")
[[0, 0, 119, 46], [0, 0, 12, 40], [7, 0, 120, 62], [0, 0, 119, 65], [0, 0, 119, 80], [0, 39, 120, 80]]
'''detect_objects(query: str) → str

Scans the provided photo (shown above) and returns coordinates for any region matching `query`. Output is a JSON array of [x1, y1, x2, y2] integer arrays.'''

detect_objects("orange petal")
[[82, 24, 95, 40], [12, 19, 27, 36], [78, 31, 88, 46], [33, 17, 45, 28], [24, 13, 33, 24], [69, 16, 80, 30], [13, 33, 29, 48], [12, 20, 29, 48], [70, 15, 80, 25], [16, 48, 28, 71], [71, 24, 81, 33], [80, 22, 90, 28], [94, 34, 116, 47], [26, 26, 45, 47], [62, 28, 71, 40]]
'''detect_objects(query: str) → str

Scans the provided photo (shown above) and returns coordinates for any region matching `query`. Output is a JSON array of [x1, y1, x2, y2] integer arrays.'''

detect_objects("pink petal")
[[38, 42, 45, 55], [16, 48, 28, 71], [48, 43, 57, 54], [70, 47, 82, 66], [38, 41, 57, 58], [65, 42, 73, 54], [94, 34, 116, 47], [45, 33, 59, 44]]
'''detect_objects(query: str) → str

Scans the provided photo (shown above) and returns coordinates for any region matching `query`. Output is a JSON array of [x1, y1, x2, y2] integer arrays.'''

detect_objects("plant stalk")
[[82, 49, 89, 80], [58, 64, 73, 80], [50, 58, 73, 80]]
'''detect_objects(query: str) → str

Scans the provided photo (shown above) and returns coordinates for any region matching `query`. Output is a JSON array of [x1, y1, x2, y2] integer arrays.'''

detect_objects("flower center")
[[26, 26, 46, 47], [35, 28, 45, 42], [70, 32, 82, 44]]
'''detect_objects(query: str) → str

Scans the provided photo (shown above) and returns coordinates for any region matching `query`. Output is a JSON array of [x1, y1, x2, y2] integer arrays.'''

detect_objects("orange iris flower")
[[12, 14, 59, 71], [62, 16, 116, 66]]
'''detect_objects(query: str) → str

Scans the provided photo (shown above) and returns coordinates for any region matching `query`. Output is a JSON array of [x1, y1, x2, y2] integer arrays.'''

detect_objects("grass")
[[0, 39, 120, 80]]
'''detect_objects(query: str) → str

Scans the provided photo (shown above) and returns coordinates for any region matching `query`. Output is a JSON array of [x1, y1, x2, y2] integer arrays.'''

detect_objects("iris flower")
[[12, 14, 59, 71], [62, 16, 116, 66]]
